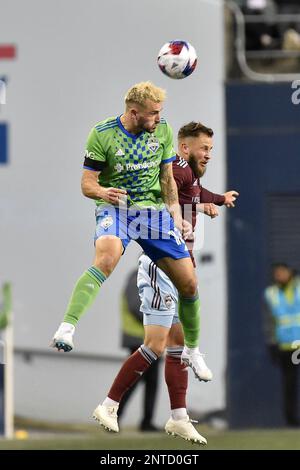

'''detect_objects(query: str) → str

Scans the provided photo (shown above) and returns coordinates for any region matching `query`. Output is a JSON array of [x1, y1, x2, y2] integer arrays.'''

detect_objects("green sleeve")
[[84, 128, 106, 170], [161, 123, 176, 163]]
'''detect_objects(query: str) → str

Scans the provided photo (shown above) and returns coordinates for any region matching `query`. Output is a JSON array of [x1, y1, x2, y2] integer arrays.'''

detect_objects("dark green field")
[[1, 425, 300, 450]]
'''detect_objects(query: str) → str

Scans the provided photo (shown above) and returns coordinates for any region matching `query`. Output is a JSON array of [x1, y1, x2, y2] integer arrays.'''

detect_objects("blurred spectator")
[[242, 0, 280, 51], [264, 263, 300, 427], [118, 269, 161, 431], [275, 0, 300, 51], [275, 1, 300, 33]]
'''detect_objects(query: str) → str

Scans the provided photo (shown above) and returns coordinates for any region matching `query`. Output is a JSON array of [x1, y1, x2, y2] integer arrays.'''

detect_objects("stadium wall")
[[226, 82, 300, 428], [0, 0, 226, 424]]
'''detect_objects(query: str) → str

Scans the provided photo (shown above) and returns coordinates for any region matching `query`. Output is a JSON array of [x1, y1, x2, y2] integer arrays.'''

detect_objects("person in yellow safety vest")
[[264, 263, 300, 427], [118, 269, 161, 431]]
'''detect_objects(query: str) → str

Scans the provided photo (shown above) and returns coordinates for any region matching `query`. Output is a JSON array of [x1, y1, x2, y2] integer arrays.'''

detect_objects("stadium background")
[[0, 0, 300, 449]]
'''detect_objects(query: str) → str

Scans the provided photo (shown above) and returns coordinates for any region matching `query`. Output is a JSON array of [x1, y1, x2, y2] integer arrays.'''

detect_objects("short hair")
[[178, 121, 214, 141], [125, 81, 166, 108], [272, 262, 291, 271]]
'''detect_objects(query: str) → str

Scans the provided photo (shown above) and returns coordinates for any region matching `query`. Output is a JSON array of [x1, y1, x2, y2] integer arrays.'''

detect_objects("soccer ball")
[[157, 40, 197, 79]]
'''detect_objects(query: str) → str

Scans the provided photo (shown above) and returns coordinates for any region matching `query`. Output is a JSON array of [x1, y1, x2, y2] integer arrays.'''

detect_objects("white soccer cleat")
[[92, 404, 119, 433], [181, 349, 213, 382], [165, 416, 207, 446], [50, 322, 75, 352]]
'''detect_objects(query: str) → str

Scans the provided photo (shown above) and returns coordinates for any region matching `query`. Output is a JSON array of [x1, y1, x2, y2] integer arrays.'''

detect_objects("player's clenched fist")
[[203, 203, 219, 219]]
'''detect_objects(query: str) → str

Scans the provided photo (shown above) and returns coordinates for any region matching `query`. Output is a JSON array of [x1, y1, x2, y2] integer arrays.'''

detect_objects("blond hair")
[[125, 81, 166, 108]]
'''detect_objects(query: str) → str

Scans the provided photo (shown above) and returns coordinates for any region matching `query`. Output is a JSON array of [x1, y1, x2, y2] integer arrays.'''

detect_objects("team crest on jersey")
[[164, 295, 173, 309], [100, 215, 114, 230], [146, 136, 159, 153]]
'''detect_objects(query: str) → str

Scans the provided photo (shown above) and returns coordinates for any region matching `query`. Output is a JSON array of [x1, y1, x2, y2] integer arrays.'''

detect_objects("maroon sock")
[[108, 345, 157, 402], [165, 354, 188, 410]]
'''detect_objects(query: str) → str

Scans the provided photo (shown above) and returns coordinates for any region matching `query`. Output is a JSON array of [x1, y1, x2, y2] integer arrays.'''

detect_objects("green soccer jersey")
[[83, 115, 176, 208]]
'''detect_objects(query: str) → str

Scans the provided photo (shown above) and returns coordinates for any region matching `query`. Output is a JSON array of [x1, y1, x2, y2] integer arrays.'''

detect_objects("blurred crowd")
[[234, 0, 300, 52]]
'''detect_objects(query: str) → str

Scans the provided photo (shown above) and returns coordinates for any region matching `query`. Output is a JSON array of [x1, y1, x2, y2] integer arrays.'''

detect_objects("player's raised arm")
[[159, 162, 182, 230], [81, 169, 127, 205]]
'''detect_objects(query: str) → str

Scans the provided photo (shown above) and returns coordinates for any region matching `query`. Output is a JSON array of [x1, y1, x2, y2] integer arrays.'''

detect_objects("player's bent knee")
[[95, 257, 116, 276], [144, 340, 166, 357], [178, 278, 198, 298], [94, 236, 122, 276]]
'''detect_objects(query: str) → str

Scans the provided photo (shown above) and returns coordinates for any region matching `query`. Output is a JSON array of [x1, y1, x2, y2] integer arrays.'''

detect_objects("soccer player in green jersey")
[[51, 81, 207, 383]]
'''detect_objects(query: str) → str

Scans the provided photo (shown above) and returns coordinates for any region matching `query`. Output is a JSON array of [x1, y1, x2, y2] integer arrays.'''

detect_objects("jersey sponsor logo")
[[192, 196, 201, 203], [134, 370, 144, 376], [114, 160, 159, 173], [126, 160, 159, 171], [146, 136, 159, 153], [115, 148, 125, 156], [193, 179, 199, 186], [100, 215, 114, 230]]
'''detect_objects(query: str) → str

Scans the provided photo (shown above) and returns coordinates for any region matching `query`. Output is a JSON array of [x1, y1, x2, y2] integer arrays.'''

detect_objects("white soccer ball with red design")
[[157, 40, 197, 79]]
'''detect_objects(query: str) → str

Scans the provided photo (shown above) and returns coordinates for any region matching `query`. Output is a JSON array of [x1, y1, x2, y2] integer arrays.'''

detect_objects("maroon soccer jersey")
[[172, 155, 225, 265]]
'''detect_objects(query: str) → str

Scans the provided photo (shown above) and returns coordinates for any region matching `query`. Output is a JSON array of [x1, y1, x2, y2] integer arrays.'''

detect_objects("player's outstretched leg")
[[164, 345, 207, 445], [156, 257, 212, 381], [50, 266, 106, 352], [51, 236, 122, 352], [93, 345, 158, 432]]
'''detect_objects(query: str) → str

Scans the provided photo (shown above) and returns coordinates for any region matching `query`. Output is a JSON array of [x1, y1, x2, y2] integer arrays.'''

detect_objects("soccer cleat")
[[165, 416, 207, 446], [181, 350, 213, 382], [50, 323, 74, 352], [92, 404, 119, 433]]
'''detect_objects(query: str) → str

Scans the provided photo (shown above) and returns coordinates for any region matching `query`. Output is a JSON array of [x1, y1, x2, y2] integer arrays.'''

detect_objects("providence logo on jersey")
[[114, 159, 160, 173]]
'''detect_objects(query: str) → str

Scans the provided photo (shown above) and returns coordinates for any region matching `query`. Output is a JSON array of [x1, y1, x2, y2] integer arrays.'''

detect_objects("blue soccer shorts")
[[94, 205, 190, 262]]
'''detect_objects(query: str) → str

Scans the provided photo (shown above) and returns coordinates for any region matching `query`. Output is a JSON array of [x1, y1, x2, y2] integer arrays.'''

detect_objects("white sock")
[[59, 322, 75, 335], [102, 397, 119, 407], [171, 408, 188, 421], [183, 345, 199, 355]]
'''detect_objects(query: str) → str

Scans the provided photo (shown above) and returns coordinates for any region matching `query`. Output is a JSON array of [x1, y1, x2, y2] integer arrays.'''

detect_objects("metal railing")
[[226, 1, 300, 82]]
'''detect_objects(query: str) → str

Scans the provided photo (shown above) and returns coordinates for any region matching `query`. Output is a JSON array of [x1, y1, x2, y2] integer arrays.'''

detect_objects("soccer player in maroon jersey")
[[93, 122, 239, 444]]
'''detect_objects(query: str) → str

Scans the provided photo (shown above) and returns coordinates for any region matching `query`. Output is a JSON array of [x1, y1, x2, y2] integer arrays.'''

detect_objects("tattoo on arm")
[[160, 163, 178, 206], [160, 163, 182, 227]]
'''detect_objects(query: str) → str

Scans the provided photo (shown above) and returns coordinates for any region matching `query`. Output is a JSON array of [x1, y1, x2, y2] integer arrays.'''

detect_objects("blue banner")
[[0, 123, 8, 164]]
